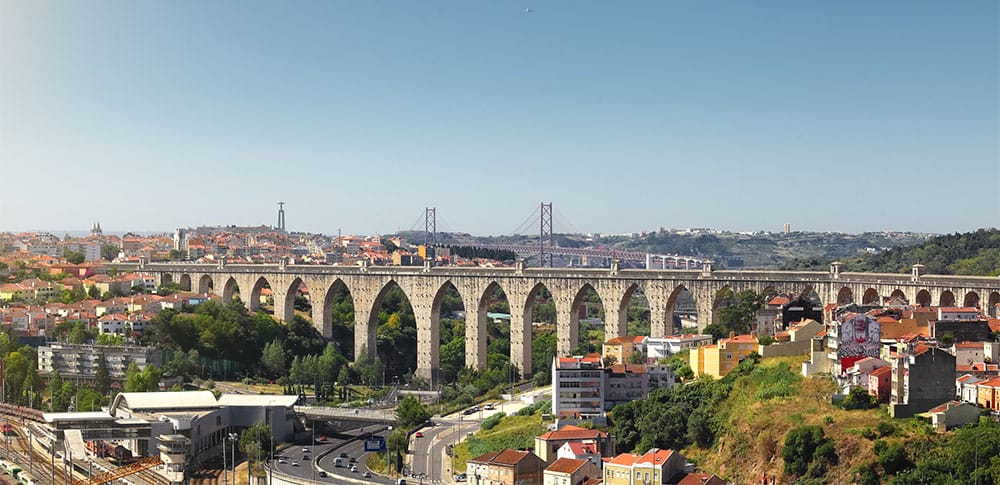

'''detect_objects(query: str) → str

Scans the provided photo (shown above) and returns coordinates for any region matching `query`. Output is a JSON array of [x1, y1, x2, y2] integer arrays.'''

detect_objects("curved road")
[[410, 387, 549, 484]]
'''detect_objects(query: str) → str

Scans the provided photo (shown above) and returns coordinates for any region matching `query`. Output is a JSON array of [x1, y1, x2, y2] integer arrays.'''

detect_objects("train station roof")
[[111, 390, 219, 415], [42, 411, 117, 424], [217, 394, 299, 408]]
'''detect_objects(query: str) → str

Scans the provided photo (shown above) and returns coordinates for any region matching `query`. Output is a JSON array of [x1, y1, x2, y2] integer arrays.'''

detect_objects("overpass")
[[125, 260, 1000, 386], [294, 406, 396, 427]]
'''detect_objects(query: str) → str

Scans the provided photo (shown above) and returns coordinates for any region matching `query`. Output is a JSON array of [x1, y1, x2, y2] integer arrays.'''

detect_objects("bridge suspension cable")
[[510, 205, 540, 236]]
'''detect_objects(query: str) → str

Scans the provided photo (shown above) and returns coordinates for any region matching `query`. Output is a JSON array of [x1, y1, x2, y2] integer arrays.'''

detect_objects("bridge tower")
[[539, 202, 553, 267], [424, 207, 436, 246]]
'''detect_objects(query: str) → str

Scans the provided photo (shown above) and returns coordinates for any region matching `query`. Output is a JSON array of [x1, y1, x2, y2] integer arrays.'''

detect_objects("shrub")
[[480, 413, 503, 431], [842, 386, 877, 410], [783, 425, 837, 477], [823, 415, 834, 425], [876, 421, 897, 437]]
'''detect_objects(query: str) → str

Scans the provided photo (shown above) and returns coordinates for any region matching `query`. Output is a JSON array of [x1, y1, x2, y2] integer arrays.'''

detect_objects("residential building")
[[543, 458, 601, 485], [690, 334, 758, 379], [952, 342, 986, 367], [977, 377, 1000, 412], [889, 345, 958, 418], [923, 401, 980, 432], [781, 298, 823, 327], [758, 319, 824, 358], [868, 366, 892, 403], [605, 364, 649, 410], [535, 425, 614, 465], [957, 374, 982, 403], [38, 343, 162, 381], [466, 449, 546, 485], [847, 357, 890, 389], [556, 441, 602, 468], [938, 307, 980, 321], [931, 318, 992, 343], [603, 448, 685, 485], [643, 334, 713, 362], [603, 336, 647, 365], [552, 356, 606, 423]]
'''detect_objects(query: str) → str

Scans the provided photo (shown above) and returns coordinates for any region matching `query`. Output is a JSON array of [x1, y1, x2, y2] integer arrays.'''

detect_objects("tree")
[[124, 363, 162, 392], [95, 353, 111, 396], [396, 395, 429, 428], [64, 250, 86, 264], [88, 285, 101, 300], [262, 340, 287, 377], [101, 244, 119, 261], [628, 351, 646, 364], [842, 386, 877, 410], [783, 425, 837, 478], [239, 422, 273, 466]]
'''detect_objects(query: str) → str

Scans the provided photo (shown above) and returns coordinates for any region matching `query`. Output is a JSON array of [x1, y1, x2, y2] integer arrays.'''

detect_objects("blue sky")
[[1, 1, 997, 236]]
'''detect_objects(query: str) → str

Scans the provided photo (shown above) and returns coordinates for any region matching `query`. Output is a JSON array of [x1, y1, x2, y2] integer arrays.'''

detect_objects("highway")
[[409, 387, 549, 484]]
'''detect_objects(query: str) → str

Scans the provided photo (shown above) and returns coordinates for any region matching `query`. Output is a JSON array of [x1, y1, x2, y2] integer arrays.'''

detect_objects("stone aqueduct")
[[131, 261, 1000, 385]]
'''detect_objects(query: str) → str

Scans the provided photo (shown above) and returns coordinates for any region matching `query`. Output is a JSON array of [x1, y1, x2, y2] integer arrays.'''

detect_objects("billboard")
[[838, 314, 881, 371], [364, 437, 387, 452]]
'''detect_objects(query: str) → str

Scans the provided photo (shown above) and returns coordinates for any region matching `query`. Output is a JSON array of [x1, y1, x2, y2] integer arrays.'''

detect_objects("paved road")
[[409, 388, 550, 484], [271, 427, 372, 483], [316, 429, 396, 485]]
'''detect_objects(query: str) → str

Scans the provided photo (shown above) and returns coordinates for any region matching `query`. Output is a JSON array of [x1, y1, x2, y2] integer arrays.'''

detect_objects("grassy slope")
[[453, 414, 549, 472], [687, 356, 930, 484]]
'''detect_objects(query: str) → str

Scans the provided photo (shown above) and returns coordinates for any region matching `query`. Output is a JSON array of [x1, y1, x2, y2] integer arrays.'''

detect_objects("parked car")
[[414, 432, 424, 438]]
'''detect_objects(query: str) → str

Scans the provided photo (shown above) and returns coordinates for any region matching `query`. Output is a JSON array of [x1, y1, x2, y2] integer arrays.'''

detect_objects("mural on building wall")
[[838, 314, 881, 371]]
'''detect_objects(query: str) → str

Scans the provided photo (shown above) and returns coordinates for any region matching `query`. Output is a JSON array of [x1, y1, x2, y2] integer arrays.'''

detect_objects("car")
[[302, 447, 309, 453], [349, 465, 358, 473], [340, 452, 349, 458], [278, 458, 286, 464], [317, 436, 326, 441], [414, 432, 423, 438], [318, 471, 327, 478], [362, 471, 372, 478], [454, 473, 467, 482], [348, 457, 357, 464], [484, 403, 495, 410], [291, 461, 299, 467]]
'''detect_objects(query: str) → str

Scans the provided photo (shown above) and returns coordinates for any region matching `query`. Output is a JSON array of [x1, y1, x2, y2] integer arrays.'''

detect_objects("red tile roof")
[[545, 458, 587, 474], [869, 367, 892, 377], [678, 473, 727, 485], [537, 425, 607, 441]]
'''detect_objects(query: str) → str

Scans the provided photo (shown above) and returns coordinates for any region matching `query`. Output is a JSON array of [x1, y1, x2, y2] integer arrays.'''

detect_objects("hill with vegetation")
[[397, 229, 934, 270], [781, 228, 1000, 276], [610, 355, 1000, 484]]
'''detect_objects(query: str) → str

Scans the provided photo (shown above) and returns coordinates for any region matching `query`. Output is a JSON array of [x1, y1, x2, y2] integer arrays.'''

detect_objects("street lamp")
[[227, 432, 239, 485], [386, 425, 394, 478]]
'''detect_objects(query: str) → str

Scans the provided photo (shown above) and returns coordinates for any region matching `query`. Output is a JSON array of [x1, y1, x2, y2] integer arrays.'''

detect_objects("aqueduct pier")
[[123, 261, 1000, 385]]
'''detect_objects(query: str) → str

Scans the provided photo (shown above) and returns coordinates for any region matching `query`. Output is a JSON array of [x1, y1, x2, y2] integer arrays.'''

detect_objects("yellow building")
[[602, 336, 646, 365], [603, 448, 685, 485], [690, 333, 758, 378]]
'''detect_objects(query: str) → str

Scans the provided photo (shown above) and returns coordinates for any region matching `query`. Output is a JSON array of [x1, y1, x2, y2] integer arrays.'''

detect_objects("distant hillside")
[[391, 230, 933, 270], [781, 228, 1000, 276]]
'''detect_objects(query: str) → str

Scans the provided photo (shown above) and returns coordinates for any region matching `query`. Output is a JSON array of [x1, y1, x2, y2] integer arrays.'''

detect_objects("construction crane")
[[70, 456, 164, 485]]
